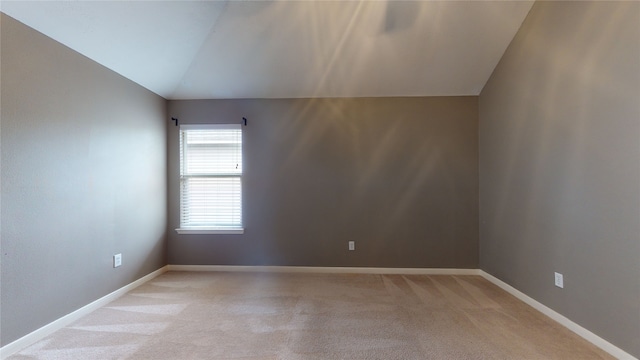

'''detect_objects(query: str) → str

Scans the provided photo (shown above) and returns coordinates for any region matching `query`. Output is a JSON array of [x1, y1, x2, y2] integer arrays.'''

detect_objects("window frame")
[[176, 124, 244, 235]]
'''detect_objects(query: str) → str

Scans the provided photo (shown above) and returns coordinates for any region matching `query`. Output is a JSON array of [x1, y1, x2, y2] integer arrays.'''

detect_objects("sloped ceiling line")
[[0, 0, 534, 100], [171, 0, 229, 99]]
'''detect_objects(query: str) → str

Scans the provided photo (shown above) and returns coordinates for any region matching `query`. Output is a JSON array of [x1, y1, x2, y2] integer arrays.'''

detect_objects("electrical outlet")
[[554, 272, 563, 288], [113, 253, 122, 268], [348, 241, 355, 251]]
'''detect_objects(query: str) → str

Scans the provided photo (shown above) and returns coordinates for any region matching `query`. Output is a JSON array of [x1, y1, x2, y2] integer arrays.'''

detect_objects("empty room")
[[1, 1, 638, 359]]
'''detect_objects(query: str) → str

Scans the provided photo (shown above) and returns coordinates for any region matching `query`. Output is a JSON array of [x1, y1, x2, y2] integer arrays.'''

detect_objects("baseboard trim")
[[0, 266, 169, 360], [167, 264, 482, 275], [480, 271, 637, 360]]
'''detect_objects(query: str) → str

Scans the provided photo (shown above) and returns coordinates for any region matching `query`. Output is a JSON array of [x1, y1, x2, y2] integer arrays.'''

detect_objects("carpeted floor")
[[8, 271, 613, 359]]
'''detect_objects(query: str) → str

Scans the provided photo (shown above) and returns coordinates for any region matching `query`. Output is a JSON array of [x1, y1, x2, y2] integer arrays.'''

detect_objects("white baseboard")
[[167, 264, 482, 276], [0, 266, 168, 360], [480, 271, 637, 360]]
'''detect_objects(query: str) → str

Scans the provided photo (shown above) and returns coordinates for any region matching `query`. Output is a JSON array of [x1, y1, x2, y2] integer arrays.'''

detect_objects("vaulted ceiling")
[[1, 1, 534, 100]]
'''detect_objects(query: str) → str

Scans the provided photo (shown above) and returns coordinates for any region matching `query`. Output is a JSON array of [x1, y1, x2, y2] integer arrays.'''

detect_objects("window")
[[176, 124, 243, 234]]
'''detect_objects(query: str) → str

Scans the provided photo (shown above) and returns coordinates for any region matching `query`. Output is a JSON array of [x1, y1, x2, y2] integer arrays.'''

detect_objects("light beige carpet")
[[9, 272, 613, 359]]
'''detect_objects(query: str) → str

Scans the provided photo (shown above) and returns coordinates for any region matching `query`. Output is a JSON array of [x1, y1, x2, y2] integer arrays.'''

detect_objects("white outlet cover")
[[114, 254, 122, 268], [348, 241, 355, 251], [554, 272, 563, 288]]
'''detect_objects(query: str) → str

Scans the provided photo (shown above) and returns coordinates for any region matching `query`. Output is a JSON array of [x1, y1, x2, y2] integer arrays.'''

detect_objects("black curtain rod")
[[170, 117, 247, 126]]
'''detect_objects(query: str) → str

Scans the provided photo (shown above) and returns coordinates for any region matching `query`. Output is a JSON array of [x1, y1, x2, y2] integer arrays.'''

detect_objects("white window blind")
[[178, 124, 243, 233]]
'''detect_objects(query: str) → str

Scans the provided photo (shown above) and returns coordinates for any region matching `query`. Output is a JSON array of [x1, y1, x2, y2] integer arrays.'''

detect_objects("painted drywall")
[[0, 14, 168, 346], [479, 1, 640, 357], [168, 97, 478, 268]]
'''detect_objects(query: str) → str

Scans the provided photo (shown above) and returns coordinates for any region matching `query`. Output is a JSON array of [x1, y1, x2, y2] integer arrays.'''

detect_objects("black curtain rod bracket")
[[171, 117, 179, 126]]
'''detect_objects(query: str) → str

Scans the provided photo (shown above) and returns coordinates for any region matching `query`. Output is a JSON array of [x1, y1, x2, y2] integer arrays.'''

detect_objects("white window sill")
[[175, 228, 244, 235]]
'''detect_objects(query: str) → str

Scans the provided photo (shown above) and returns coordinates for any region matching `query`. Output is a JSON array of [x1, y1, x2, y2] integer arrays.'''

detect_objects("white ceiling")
[[1, 1, 534, 100]]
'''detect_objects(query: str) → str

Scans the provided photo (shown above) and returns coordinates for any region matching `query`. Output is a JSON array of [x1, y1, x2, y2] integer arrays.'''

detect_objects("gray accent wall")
[[479, 2, 640, 357], [168, 97, 478, 268], [1, 14, 167, 346]]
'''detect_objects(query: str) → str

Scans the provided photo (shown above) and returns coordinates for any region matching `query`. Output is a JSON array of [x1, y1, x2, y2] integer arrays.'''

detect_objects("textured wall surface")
[[167, 97, 478, 268], [479, 2, 640, 357], [1, 14, 168, 346]]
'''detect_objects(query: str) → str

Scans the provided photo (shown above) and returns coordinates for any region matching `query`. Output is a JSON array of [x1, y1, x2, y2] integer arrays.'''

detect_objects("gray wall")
[[1, 14, 168, 346], [479, 1, 639, 357], [168, 97, 478, 268]]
